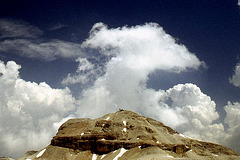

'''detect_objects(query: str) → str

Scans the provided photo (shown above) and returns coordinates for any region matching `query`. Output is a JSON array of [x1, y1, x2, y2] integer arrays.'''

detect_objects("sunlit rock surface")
[[18, 110, 240, 160]]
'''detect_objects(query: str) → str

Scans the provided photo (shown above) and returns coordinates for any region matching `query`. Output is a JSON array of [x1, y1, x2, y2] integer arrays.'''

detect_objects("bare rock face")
[[19, 110, 240, 160]]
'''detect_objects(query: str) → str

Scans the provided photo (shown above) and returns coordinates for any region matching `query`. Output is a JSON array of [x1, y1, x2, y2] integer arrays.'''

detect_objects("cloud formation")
[[166, 84, 225, 143], [0, 19, 83, 60], [75, 22, 204, 118], [229, 62, 240, 87], [73, 23, 240, 153], [61, 57, 99, 85], [0, 19, 43, 39], [0, 39, 83, 60], [0, 61, 75, 157], [223, 102, 240, 153], [1, 22, 240, 158]]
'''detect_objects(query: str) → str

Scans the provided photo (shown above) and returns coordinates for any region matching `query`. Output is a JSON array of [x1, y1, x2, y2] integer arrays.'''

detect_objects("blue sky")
[[0, 0, 240, 158]]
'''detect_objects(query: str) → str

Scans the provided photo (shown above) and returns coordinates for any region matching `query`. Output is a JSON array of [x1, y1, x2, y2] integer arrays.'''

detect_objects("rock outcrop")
[[19, 110, 240, 160]]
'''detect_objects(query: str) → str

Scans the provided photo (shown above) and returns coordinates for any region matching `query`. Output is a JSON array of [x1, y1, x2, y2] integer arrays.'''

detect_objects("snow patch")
[[156, 141, 159, 144], [113, 148, 128, 160], [36, 148, 46, 158], [101, 154, 106, 159], [122, 128, 127, 132], [123, 121, 126, 126], [101, 138, 106, 140], [212, 154, 218, 156], [106, 117, 110, 120], [26, 159, 32, 160], [178, 133, 192, 139], [166, 155, 174, 158], [81, 132, 84, 136], [138, 146, 141, 149], [92, 154, 97, 160], [179, 134, 187, 138]]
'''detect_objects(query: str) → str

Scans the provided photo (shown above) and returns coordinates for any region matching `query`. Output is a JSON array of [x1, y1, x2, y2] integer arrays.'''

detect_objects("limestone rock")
[[19, 110, 240, 160]]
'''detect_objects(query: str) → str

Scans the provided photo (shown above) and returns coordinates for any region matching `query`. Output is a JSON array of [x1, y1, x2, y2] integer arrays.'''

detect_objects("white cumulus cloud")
[[166, 84, 225, 143], [223, 102, 240, 152], [0, 60, 76, 158], [61, 58, 96, 85], [82, 22, 203, 72], [74, 23, 206, 123], [75, 22, 204, 118]]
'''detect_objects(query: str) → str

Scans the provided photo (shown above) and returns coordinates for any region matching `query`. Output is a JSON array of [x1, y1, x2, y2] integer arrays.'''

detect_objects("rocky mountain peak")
[[19, 110, 240, 160]]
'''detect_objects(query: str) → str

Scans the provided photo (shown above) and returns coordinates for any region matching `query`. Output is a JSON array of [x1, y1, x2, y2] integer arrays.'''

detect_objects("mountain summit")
[[19, 110, 239, 160]]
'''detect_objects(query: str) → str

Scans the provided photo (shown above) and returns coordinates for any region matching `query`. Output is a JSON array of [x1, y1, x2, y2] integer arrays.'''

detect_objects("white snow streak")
[[106, 117, 110, 120], [36, 148, 46, 158], [123, 121, 126, 126], [101, 154, 106, 159], [178, 133, 192, 139], [81, 132, 84, 136], [113, 148, 128, 160], [122, 128, 127, 132], [92, 154, 97, 160]]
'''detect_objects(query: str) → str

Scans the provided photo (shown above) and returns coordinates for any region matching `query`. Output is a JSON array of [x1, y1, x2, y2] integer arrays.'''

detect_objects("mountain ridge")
[[18, 110, 240, 160]]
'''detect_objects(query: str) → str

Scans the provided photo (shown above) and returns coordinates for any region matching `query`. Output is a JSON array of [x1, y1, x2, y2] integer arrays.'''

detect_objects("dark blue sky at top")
[[0, 0, 240, 117]]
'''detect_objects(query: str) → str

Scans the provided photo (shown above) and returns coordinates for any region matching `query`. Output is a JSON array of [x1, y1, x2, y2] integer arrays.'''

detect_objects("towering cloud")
[[75, 22, 204, 118]]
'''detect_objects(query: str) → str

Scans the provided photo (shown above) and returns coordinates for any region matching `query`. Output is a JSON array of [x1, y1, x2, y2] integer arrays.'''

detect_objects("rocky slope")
[[18, 110, 240, 160]]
